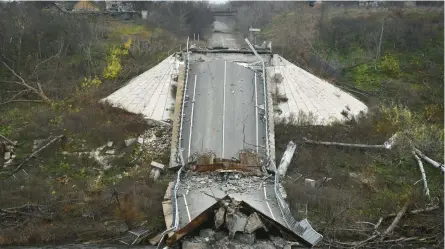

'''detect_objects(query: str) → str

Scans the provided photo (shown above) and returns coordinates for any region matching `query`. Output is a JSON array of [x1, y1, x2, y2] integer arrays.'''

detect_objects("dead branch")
[[0, 53, 51, 102], [0, 99, 44, 106], [380, 201, 409, 239], [0, 135, 64, 176], [414, 148, 445, 172], [0, 89, 31, 105], [0, 208, 53, 221], [0, 134, 16, 145], [383, 205, 439, 220], [412, 151, 430, 198], [374, 217, 383, 229], [30, 38, 64, 78], [303, 137, 388, 149]]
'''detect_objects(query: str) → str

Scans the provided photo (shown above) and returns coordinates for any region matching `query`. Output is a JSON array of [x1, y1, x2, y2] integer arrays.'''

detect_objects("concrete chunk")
[[105, 150, 115, 155], [234, 232, 255, 245], [164, 181, 174, 200], [150, 169, 161, 180], [124, 138, 136, 147], [214, 206, 225, 229], [199, 228, 215, 241], [182, 241, 209, 249], [4, 152, 11, 160], [304, 178, 316, 188], [244, 212, 266, 233], [107, 141, 113, 147], [151, 161, 165, 170], [225, 211, 248, 239]]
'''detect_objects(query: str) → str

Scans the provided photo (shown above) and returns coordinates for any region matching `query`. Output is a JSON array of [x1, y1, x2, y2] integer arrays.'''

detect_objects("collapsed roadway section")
[[162, 44, 323, 248]]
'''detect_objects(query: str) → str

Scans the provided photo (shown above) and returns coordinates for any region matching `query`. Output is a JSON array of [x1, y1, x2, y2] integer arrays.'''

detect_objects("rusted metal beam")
[[192, 163, 261, 175]]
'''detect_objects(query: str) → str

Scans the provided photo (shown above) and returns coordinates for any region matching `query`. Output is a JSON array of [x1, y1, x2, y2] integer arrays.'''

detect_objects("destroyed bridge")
[[104, 16, 368, 249], [162, 43, 323, 248]]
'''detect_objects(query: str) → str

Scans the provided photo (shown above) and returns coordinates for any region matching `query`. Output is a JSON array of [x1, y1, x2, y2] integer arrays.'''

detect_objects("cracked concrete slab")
[[102, 55, 181, 121], [267, 54, 368, 125]]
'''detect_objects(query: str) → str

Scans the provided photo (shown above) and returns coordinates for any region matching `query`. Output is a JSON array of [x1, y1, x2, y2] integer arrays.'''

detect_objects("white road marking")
[[183, 194, 192, 222], [254, 72, 259, 153], [263, 186, 276, 220], [222, 60, 226, 158], [187, 74, 197, 160]]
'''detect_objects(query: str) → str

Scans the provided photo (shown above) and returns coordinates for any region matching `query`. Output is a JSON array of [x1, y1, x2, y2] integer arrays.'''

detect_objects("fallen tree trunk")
[[383, 205, 439, 220], [412, 151, 430, 198], [381, 201, 410, 239], [0, 208, 53, 221], [414, 148, 445, 172], [303, 137, 389, 149], [0, 135, 64, 176], [303, 136, 444, 173], [0, 134, 16, 145]]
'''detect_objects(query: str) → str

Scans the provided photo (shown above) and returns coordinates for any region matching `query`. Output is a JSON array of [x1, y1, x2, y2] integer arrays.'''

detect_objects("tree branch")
[[0, 208, 53, 221], [0, 99, 43, 106], [414, 148, 445, 172], [383, 205, 439, 220], [0, 134, 16, 145], [412, 151, 430, 198], [30, 38, 64, 78], [0, 53, 51, 102], [380, 201, 409, 239], [0, 135, 64, 176], [303, 137, 389, 149]]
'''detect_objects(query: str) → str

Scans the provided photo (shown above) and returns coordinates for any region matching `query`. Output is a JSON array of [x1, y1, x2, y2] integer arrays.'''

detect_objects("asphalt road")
[[208, 32, 240, 49], [209, 17, 241, 49], [181, 60, 267, 161]]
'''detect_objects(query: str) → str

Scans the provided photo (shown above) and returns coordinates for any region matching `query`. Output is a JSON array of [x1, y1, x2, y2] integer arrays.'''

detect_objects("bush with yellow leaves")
[[103, 38, 132, 80]]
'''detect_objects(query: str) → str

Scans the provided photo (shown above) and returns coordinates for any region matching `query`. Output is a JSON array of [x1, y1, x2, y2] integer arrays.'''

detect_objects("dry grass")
[[275, 109, 443, 245], [0, 165, 168, 245]]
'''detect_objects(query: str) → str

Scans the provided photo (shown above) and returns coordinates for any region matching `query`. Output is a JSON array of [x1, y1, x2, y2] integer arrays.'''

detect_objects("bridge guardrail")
[[172, 37, 190, 231], [272, 160, 323, 246]]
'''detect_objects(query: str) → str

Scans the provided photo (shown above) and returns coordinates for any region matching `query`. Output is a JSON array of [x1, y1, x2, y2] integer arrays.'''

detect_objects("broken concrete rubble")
[[182, 241, 209, 249], [4, 151, 11, 160], [304, 178, 316, 188], [199, 228, 215, 241], [149, 161, 165, 180], [235, 232, 256, 245], [105, 149, 115, 155], [226, 210, 248, 239], [124, 138, 136, 147], [214, 206, 226, 229], [245, 212, 266, 233]]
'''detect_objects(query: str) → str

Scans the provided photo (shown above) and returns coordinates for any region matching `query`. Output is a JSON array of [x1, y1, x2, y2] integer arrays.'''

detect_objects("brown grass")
[[275, 109, 443, 244]]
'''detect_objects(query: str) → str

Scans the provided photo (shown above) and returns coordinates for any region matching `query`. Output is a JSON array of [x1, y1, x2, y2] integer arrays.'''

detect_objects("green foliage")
[[352, 63, 381, 90], [111, 24, 150, 38], [0, 124, 13, 137], [103, 39, 132, 80], [80, 76, 103, 90], [379, 54, 400, 76]]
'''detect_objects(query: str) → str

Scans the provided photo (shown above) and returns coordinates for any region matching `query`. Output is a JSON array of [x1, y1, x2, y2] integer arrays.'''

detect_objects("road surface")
[[181, 60, 267, 161], [208, 17, 241, 49]]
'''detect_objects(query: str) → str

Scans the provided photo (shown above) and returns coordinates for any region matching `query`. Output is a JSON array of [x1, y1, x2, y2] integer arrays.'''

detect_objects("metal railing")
[[244, 38, 270, 158], [272, 160, 323, 246], [171, 37, 190, 231]]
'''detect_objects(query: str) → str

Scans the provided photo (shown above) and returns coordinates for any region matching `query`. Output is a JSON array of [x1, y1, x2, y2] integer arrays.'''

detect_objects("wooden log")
[[412, 151, 430, 198], [414, 148, 445, 172]]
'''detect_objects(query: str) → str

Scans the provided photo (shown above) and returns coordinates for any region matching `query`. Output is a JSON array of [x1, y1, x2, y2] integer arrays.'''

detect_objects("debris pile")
[[185, 172, 266, 194], [180, 198, 301, 249]]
